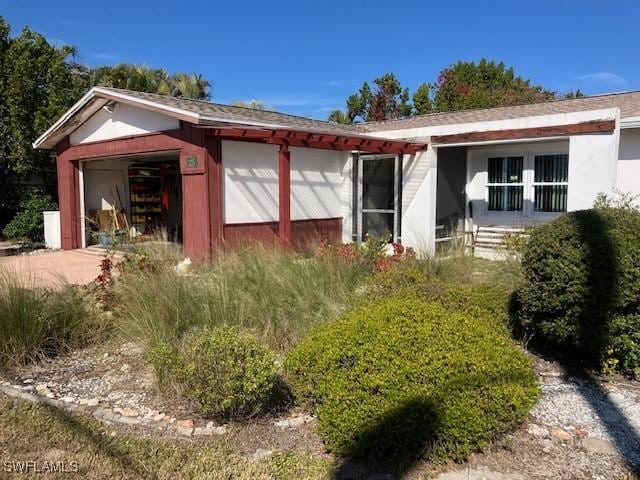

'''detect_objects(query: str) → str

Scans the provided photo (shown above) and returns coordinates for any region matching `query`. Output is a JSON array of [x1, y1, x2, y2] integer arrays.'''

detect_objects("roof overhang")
[[430, 119, 616, 146], [33, 87, 429, 154]]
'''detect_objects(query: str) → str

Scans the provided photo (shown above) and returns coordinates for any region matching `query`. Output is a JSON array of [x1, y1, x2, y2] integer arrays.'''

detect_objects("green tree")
[[327, 109, 352, 125], [432, 59, 555, 112], [413, 82, 433, 115], [0, 16, 213, 234]]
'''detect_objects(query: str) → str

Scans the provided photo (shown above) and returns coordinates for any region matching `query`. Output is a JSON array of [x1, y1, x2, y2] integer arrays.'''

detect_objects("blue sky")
[[3, 0, 640, 119]]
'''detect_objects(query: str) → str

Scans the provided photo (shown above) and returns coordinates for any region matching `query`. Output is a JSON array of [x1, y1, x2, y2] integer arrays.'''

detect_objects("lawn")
[[0, 398, 333, 480]]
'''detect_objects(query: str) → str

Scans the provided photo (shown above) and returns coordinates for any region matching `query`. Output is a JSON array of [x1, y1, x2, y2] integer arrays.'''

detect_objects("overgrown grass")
[[114, 246, 366, 352], [0, 270, 105, 368], [0, 398, 333, 479]]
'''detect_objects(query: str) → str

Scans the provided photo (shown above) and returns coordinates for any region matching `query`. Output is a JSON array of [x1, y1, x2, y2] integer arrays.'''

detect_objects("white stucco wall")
[[222, 141, 346, 224], [70, 103, 179, 145], [567, 127, 620, 211], [617, 128, 640, 197]]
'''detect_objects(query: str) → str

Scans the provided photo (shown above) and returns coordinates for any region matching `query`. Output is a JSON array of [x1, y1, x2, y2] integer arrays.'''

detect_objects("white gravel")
[[532, 366, 640, 467]]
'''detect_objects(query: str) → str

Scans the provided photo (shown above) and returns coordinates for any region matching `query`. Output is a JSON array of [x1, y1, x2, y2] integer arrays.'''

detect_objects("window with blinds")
[[487, 156, 524, 211], [533, 154, 569, 212]]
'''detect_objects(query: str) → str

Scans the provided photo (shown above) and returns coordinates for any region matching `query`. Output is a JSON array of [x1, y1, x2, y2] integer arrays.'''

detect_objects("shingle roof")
[[98, 87, 361, 136], [360, 90, 640, 132]]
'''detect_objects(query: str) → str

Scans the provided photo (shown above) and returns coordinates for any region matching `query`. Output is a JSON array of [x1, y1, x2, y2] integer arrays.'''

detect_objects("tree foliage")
[[0, 16, 212, 234], [330, 59, 578, 123]]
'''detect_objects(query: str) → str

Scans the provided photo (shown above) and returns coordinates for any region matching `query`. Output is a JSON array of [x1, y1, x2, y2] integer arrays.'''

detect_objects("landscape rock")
[[250, 448, 273, 461], [550, 427, 573, 442], [582, 437, 618, 456], [527, 424, 548, 438], [436, 466, 525, 480], [177, 419, 194, 428], [175, 426, 194, 437], [121, 408, 139, 417]]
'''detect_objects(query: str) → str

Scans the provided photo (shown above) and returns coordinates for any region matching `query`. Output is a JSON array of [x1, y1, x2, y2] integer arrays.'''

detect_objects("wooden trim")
[[431, 119, 616, 145], [207, 136, 224, 250], [57, 130, 183, 161], [223, 217, 342, 251], [278, 144, 291, 247], [207, 127, 428, 155]]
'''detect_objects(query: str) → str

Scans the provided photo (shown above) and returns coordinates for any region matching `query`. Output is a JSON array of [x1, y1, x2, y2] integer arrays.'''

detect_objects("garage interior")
[[82, 154, 182, 248]]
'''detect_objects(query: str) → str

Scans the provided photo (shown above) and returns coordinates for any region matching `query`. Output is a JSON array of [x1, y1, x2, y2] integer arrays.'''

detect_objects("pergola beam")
[[205, 127, 427, 155]]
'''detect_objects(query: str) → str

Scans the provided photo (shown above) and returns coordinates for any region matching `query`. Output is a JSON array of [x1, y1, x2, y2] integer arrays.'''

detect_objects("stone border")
[[0, 383, 226, 438]]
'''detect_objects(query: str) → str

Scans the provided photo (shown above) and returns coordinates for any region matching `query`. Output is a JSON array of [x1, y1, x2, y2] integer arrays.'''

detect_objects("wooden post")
[[55, 138, 81, 250], [278, 143, 291, 247]]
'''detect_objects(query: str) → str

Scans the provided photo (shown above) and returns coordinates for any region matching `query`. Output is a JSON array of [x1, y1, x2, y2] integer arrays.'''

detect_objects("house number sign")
[[186, 156, 198, 168]]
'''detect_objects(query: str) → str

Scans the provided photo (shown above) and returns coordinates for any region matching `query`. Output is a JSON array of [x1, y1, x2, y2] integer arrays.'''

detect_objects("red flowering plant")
[[374, 242, 416, 272]]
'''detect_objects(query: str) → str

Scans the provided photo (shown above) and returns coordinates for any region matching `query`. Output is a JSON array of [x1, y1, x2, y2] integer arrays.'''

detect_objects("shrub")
[[151, 327, 278, 419], [512, 208, 640, 373], [363, 264, 511, 322], [603, 315, 640, 378], [285, 295, 538, 463], [2, 191, 57, 241], [0, 272, 103, 368]]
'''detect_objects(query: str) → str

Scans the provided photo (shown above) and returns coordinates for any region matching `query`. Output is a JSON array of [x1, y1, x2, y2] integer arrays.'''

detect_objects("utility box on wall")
[[43, 211, 61, 249]]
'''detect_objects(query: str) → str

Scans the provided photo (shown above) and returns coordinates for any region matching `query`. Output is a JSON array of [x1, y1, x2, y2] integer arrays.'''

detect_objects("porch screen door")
[[361, 156, 396, 240]]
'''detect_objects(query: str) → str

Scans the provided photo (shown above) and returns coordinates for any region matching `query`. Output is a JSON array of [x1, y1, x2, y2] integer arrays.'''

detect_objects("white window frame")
[[358, 154, 399, 242], [475, 142, 570, 221], [532, 153, 569, 213], [486, 156, 525, 212]]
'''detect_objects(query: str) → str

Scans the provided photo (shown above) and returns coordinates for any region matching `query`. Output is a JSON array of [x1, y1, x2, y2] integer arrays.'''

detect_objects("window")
[[533, 154, 568, 212], [487, 156, 524, 211], [360, 156, 396, 239]]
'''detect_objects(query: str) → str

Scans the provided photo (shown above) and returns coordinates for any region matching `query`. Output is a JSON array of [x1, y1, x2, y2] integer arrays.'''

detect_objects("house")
[[34, 87, 640, 259]]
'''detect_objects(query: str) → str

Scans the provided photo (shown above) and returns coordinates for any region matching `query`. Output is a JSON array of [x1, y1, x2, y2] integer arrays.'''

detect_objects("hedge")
[[285, 295, 538, 463], [512, 208, 640, 375]]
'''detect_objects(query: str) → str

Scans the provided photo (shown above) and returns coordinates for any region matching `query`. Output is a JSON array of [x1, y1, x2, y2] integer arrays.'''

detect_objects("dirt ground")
[[1, 342, 639, 479]]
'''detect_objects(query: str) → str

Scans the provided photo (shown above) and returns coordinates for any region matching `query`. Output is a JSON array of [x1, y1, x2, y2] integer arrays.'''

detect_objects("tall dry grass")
[[114, 246, 366, 352], [0, 270, 103, 368]]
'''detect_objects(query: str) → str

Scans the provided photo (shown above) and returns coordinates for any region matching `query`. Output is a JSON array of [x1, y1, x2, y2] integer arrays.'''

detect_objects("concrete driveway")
[[0, 248, 115, 288]]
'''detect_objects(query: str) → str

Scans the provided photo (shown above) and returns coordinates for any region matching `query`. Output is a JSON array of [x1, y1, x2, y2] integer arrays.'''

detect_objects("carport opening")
[[82, 155, 182, 249]]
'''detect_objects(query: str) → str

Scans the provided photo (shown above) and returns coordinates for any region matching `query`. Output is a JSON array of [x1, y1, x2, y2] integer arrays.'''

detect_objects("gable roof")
[[34, 87, 640, 150], [34, 87, 368, 149], [360, 90, 640, 132]]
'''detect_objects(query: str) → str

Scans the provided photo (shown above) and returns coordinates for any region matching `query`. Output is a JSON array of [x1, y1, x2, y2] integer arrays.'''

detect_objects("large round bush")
[[151, 326, 278, 419], [284, 295, 538, 462], [512, 208, 640, 372]]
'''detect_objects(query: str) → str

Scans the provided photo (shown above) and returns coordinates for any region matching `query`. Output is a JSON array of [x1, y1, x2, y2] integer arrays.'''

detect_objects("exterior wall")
[[617, 128, 640, 197], [222, 140, 345, 224], [567, 128, 619, 211], [69, 103, 179, 145], [400, 148, 437, 251]]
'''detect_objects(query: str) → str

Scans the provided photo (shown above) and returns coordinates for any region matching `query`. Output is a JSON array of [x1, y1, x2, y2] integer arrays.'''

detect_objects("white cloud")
[[577, 71, 627, 87]]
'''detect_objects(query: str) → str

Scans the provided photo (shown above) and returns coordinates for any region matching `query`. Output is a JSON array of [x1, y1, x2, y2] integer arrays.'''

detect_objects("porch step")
[[473, 226, 525, 259]]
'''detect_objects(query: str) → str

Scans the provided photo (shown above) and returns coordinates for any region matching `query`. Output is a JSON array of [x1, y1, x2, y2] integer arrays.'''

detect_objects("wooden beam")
[[206, 127, 428, 154], [278, 143, 291, 247], [58, 130, 184, 161], [431, 119, 616, 144]]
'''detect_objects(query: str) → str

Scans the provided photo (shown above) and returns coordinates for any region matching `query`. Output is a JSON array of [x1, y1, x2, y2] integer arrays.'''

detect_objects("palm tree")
[[231, 99, 266, 110], [170, 72, 211, 100], [327, 109, 352, 125]]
